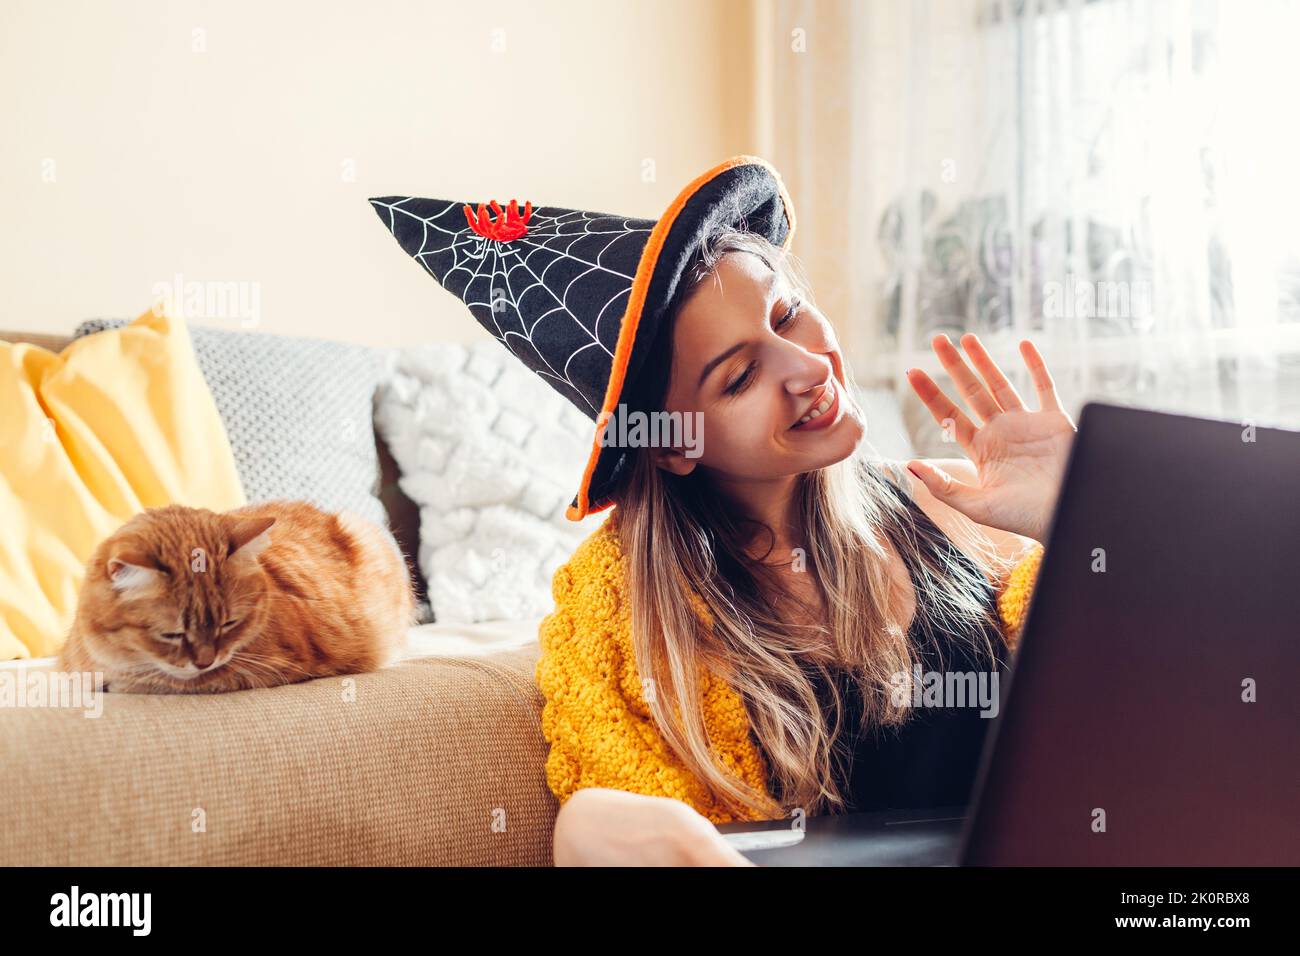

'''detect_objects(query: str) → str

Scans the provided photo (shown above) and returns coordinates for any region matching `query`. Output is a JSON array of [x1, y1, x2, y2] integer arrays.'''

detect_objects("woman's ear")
[[653, 446, 699, 478]]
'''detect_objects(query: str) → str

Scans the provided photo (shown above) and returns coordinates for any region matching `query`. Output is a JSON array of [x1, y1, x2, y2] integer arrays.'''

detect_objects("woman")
[[539, 224, 1076, 866], [367, 155, 1075, 867]]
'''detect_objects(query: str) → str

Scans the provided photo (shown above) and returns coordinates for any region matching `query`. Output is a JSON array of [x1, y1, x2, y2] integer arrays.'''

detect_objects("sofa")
[[0, 328, 561, 867], [1, 323, 919, 867]]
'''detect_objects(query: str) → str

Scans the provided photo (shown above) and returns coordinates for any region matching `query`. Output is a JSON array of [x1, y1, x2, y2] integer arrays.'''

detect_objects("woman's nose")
[[777, 344, 835, 395]]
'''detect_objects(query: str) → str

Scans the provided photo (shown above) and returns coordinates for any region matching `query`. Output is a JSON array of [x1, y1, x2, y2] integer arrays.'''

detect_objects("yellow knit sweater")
[[535, 504, 1044, 824]]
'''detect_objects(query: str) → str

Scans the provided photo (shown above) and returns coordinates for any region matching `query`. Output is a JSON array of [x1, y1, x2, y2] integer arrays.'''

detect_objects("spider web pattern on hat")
[[370, 155, 797, 522], [371, 197, 653, 419]]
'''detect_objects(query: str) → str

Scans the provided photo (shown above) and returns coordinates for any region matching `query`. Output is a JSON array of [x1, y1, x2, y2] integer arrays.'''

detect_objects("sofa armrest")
[[0, 645, 557, 866]]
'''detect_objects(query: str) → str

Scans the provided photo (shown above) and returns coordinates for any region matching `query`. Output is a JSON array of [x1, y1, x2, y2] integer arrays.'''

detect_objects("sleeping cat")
[[57, 500, 416, 693]]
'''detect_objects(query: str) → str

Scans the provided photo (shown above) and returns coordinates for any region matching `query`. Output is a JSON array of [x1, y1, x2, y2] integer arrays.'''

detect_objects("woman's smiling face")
[[655, 250, 866, 483]]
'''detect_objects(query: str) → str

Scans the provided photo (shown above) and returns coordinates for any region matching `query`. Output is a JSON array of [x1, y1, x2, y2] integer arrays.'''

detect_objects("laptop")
[[719, 401, 1300, 866]]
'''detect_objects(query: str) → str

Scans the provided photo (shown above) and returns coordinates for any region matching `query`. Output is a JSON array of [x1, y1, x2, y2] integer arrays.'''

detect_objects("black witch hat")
[[370, 155, 796, 521]]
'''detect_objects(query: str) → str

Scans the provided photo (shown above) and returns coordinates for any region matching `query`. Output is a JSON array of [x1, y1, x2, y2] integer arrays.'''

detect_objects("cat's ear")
[[227, 515, 276, 564], [106, 550, 165, 596]]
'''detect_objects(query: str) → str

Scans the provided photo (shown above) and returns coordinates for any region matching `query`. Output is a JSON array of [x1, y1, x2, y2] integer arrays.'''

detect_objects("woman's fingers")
[[931, 333, 1003, 424], [904, 459, 980, 513], [905, 366, 979, 450], [960, 333, 1027, 412], [907, 334, 1064, 440], [1018, 339, 1065, 414]]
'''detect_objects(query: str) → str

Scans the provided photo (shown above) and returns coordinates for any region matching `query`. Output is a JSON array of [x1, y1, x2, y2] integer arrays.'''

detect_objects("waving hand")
[[904, 333, 1077, 544]]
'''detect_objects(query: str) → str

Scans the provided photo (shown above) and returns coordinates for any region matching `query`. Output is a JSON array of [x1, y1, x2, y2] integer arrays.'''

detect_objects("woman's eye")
[[725, 362, 756, 395], [723, 300, 802, 396], [776, 299, 800, 329]]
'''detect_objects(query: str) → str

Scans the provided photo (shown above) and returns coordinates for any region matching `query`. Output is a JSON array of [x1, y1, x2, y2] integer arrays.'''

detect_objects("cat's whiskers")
[[227, 653, 308, 688], [217, 661, 255, 691], [225, 657, 278, 687], [228, 657, 299, 691], [110, 660, 179, 677], [233, 650, 313, 681]]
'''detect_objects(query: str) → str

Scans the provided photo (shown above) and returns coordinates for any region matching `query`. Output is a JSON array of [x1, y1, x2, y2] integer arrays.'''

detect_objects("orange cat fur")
[[57, 500, 416, 693]]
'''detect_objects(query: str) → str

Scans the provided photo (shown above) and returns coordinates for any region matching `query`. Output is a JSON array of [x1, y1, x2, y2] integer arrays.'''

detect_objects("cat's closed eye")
[[159, 631, 185, 641], [220, 619, 239, 632]]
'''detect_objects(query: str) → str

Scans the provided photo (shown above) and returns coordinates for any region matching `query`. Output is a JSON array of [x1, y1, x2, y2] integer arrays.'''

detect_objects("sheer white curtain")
[[760, 0, 1300, 453]]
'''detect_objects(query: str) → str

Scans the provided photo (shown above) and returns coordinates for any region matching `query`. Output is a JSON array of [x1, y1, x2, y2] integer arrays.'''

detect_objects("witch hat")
[[370, 155, 796, 521]]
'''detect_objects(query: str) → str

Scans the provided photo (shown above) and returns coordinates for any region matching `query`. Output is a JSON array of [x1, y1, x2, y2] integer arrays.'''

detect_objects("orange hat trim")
[[564, 155, 797, 521]]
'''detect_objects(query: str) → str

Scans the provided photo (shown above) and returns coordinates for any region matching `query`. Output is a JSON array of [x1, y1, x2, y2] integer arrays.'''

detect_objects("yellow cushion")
[[0, 311, 246, 660]]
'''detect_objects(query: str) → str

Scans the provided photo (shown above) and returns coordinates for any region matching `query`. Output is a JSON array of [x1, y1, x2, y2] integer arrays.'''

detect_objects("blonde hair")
[[608, 225, 1014, 819]]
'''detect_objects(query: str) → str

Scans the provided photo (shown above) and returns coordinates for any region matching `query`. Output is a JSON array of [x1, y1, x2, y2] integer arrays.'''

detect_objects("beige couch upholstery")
[[1, 645, 556, 866], [0, 328, 559, 866]]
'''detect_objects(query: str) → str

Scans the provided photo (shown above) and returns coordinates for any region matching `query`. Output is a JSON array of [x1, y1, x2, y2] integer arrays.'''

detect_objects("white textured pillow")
[[374, 339, 917, 624], [374, 339, 607, 624]]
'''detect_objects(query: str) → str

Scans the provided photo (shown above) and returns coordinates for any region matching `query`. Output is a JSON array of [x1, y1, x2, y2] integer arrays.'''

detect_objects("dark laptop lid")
[[960, 402, 1300, 865]]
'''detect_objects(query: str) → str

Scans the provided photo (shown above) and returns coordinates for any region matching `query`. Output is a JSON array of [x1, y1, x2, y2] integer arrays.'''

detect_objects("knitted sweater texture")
[[535, 506, 1044, 823]]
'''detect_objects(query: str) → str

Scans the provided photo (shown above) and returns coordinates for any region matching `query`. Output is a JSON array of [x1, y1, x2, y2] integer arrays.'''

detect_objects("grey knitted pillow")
[[74, 319, 392, 528]]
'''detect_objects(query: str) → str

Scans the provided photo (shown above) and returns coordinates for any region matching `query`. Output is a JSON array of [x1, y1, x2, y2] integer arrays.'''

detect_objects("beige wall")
[[0, 0, 759, 346]]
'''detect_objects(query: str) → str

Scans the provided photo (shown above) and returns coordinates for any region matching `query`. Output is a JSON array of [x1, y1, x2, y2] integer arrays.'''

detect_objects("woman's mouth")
[[789, 380, 842, 432]]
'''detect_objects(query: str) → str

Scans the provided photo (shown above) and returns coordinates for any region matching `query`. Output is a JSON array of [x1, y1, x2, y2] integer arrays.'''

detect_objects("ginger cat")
[[57, 500, 416, 693]]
